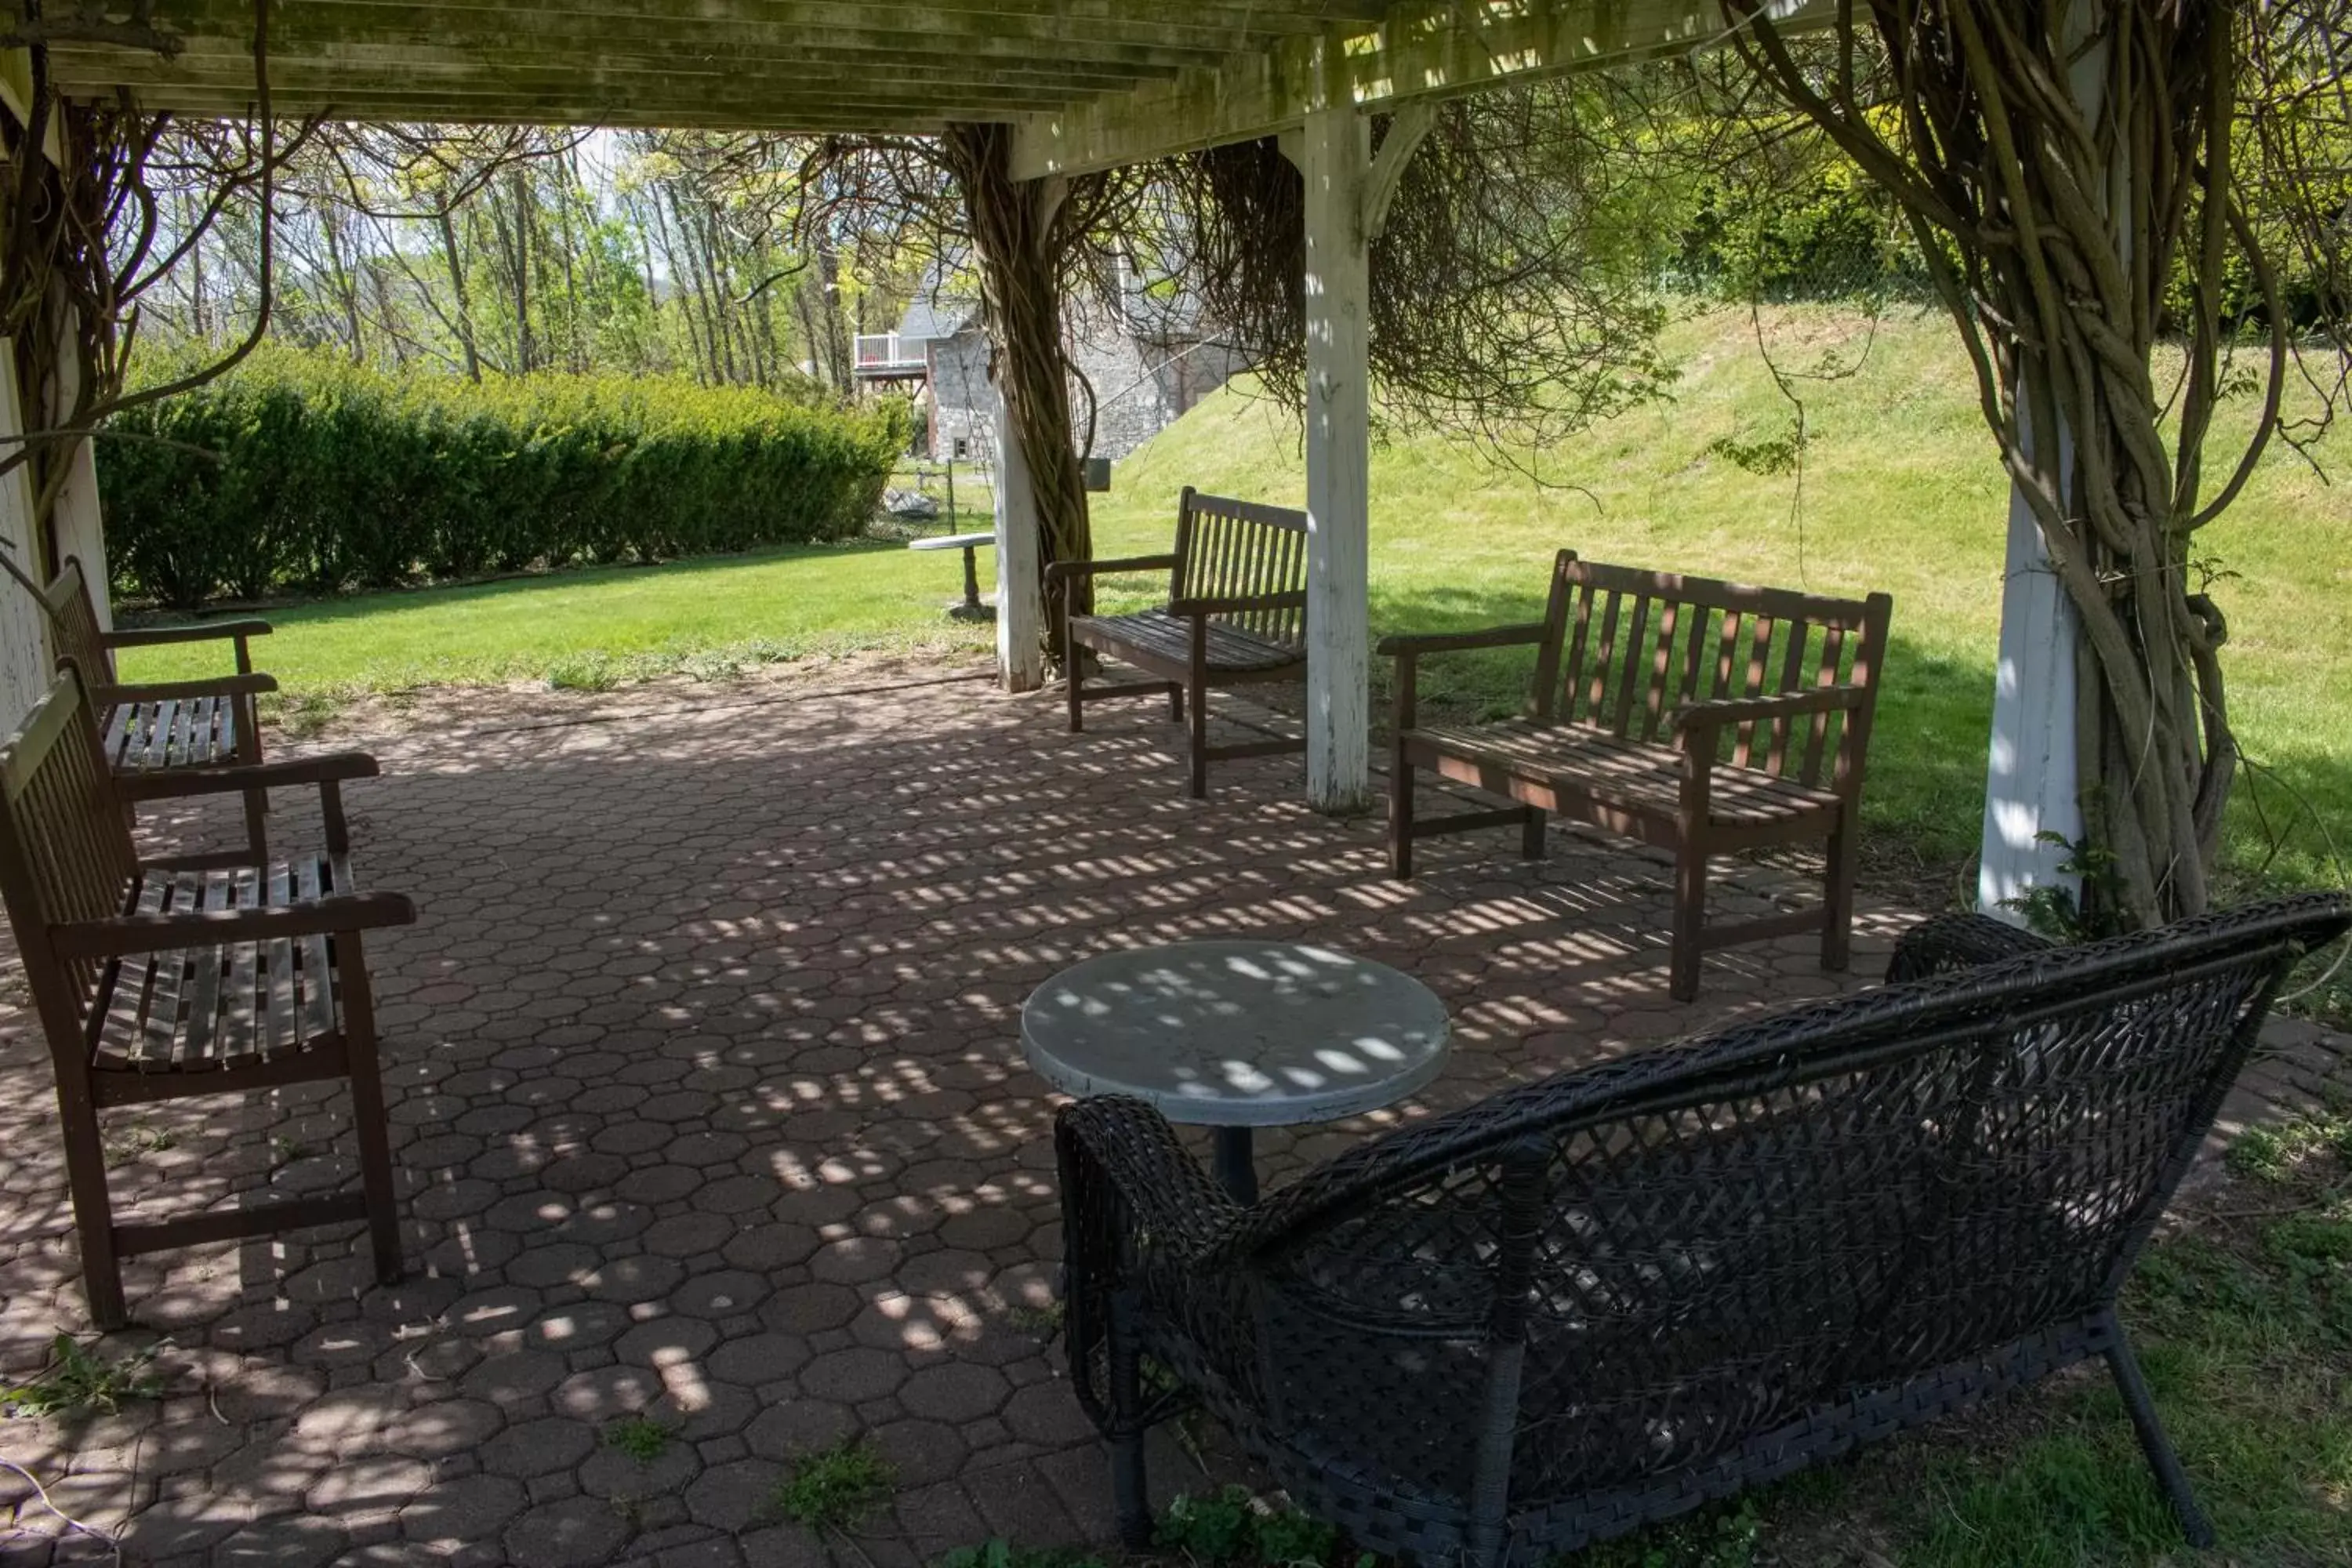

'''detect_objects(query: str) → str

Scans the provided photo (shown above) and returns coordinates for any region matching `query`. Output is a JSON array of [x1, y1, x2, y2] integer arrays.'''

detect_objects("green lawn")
[[121, 304, 2352, 897]]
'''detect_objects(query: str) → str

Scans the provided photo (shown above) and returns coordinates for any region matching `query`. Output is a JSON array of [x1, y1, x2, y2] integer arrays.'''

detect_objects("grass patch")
[[114, 307, 2352, 937], [1, 1333, 166, 1418], [937, 1544, 1111, 1568], [605, 1414, 675, 1464], [768, 1435, 895, 1532]]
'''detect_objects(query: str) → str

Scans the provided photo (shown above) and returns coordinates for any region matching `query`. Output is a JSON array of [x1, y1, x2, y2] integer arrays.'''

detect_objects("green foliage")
[[768, 1436, 895, 1531], [1998, 829, 2129, 943], [1573, 1500, 1765, 1568], [1156, 1486, 1340, 1567], [100, 345, 913, 609], [605, 1415, 674, 1463], [1, 1333, 166, 1417]]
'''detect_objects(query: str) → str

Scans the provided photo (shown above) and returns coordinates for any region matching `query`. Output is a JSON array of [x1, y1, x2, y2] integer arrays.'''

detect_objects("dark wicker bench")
[[1057, 894, 2350, 1566], [0, 666, 415, 1330], [1382, 550, 1893, 999], [1046, 487, 1308, 797], [43, 555, 278, 859]]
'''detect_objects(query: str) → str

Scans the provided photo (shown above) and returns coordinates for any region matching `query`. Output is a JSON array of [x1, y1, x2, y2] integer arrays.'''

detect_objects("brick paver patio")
[[0, 666, 2341, 1567]]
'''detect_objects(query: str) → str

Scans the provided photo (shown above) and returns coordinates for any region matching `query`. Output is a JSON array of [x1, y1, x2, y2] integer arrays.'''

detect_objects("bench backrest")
[[40, 557, 113, 688], [0, 666, 139, 1040], [1533, 550, 1892, 791], [1229, 894, 2348, 1507], [1171, 487, 1309, 652]]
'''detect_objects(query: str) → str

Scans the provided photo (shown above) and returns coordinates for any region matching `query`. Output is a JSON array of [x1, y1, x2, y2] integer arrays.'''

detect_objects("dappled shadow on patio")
[[0, 667, 1912, 1565]]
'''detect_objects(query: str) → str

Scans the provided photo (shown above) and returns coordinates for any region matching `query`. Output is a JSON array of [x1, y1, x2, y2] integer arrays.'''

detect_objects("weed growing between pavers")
[[0, 1333, 165, 1417], [770, 1435, 897, 1532], [605, 1414, 675, 1464]]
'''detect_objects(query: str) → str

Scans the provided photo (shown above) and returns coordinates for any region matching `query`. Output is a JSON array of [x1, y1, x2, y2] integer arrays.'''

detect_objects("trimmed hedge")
[[100, 348, 912, 608]]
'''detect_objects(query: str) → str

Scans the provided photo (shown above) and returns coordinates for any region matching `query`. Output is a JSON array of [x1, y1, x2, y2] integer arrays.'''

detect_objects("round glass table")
[[1019, 939, 1453, 1202]]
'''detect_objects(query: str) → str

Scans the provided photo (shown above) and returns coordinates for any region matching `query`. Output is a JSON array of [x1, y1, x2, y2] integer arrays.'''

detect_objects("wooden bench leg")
[[339, 940, 405, 1287], [1671, 844, 1708, 1003], [1167, 681, 1184, 724], [1520, 806, 1546, 862], [1186, 678, 1210, 798], [1067, 654, 1086, 734], [1821, 812, 1857, 973], [56, 1080, 128, 1330], [1390, 750, 1417, 880]]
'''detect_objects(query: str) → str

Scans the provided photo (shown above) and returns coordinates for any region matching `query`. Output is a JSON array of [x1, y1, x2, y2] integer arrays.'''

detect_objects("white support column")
[[49, 296, 108, 629], [991, 379, 1046, 693], [0, 340, 52, 727], [1977, 457, 2083, 918], [1298, 103, 1374, 812]]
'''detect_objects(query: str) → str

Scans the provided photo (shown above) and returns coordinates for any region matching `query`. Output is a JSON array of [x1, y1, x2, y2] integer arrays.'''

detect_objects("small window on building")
[[953, 437, 971, 461]]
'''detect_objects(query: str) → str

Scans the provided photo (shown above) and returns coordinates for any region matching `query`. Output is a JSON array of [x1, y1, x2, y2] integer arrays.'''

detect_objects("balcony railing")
[[855, 333, 930, 373]]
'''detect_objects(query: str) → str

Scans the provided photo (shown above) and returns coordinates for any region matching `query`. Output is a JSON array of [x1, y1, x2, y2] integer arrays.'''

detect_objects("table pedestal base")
[[1213, 1127, 1258, 1205]]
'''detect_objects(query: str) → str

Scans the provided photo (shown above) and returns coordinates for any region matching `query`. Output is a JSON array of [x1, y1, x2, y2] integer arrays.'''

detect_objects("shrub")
[[99, 347, 911, 609]]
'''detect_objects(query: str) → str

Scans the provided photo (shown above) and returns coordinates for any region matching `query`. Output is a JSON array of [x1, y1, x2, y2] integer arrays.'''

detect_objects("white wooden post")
[[991, 377, 1046, 692], [1976, 448, 2083, 918], [1298, 103, 1374, 812], [49, 293, 108, 628], [1979, 17, 2114, 924], [0, 340, 53, 728]]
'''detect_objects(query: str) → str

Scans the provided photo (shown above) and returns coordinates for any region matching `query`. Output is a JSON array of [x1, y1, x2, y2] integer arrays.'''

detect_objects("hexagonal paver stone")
[[578, 1440, 700, 1501], [758, 1283, 859, 1336], [463, 1347, 572, 1408], [481, 1417, 599, 1480], [742, 1400, 855, 1462], [705, 1334, 810, 1388], [383, 1397, 506, 1459], [114, 1493, 248, 1558], [584, 1254, 688, 1305], [807, 1237, 898, 1285], [504, 1494, 633, 1568], [554, 1363, 665, 1421], [212, 1514, 349, 1566], [797, 1347, 909, 1405], [898, 1363, 1010, 1425], [1001, 1383, 1097, 1447], [401, 1473, 528, 1545], [615, 1316, 719, 1368], [681, 1457, 778, 1534], [868, 1419, 967, 1488]]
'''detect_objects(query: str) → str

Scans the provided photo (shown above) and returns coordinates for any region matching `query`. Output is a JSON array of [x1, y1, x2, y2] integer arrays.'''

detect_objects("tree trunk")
[[943, 122, 1091, 655], [437, 209, 482, 382]]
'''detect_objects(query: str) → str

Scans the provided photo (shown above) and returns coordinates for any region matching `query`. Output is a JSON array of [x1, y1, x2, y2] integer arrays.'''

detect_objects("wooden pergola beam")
[[1013, 0, 1829, 178]]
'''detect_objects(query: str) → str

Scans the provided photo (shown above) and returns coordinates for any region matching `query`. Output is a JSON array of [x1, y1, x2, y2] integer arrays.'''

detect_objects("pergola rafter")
[[5, 0, 1870, 822]]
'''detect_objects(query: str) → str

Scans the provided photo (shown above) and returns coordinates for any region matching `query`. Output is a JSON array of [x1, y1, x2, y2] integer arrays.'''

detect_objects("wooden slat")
[[1609, 595, 1652, 738], [1073, 609, 1300, 673], [1768, 622, 1811, 775], [178, 875, 230, 1071], [296, 858, 338, 1044], [1407, 720, 1842, 824], [1802, 625, 1846, 787], [132, 875, 189, 1073], [1583, 589, 1621, 727], [219, 867, 264, 1069], [265, 861, 299, 1058], [100, 874, 170, 1070], [1641, 597, 1680, 743]]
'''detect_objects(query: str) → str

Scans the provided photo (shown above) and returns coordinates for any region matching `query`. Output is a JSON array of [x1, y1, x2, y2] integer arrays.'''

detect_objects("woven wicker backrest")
[[1532, 551, 1889, 790], [40, 557, 114, 688], [1171, 487, 1309, 652], [0, 667, 139, 1025], [1231, 895, 2348, 1501]]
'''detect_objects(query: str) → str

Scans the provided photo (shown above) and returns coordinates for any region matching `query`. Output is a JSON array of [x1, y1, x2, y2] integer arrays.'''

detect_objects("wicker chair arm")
[[1886, 911, 2056, 985], [1056, 1096, 1244, 1261]]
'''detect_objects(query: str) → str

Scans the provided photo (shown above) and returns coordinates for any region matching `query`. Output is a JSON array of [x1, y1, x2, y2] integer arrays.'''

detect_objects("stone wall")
[[924, 300, 1242, 468]]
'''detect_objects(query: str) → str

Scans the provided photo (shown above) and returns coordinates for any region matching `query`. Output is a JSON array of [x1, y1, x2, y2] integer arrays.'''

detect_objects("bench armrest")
[[114, 752, 381, 801], [1044, 554, 1178, 587], [53, 891, 419, 959], [103, 619, 273, 649], [1167, 590, 1307, 618], [96, 673, 280, 705], [1375, 622, 1550, 659], [1671, 686, 1867, 736], [1886, 912, 2056, 985], [1380, 622, 1551, 731]]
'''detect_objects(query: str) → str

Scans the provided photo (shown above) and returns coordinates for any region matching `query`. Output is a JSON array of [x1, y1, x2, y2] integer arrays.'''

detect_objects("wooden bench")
[[1046, 487, 1308, 797], [1382, 550, 1892, 1000], [1056, 894, 2352, 1563], [0, 666, 415, 1330], [43, 556, 278, 859]]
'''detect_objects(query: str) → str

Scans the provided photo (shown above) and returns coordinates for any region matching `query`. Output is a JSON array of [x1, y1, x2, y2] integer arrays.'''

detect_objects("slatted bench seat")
[[1046, 487, 1308, 797], [1383, 550, 1893, 1000], [0, 666, 414, 1330], [43, 555, 278, 858]]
